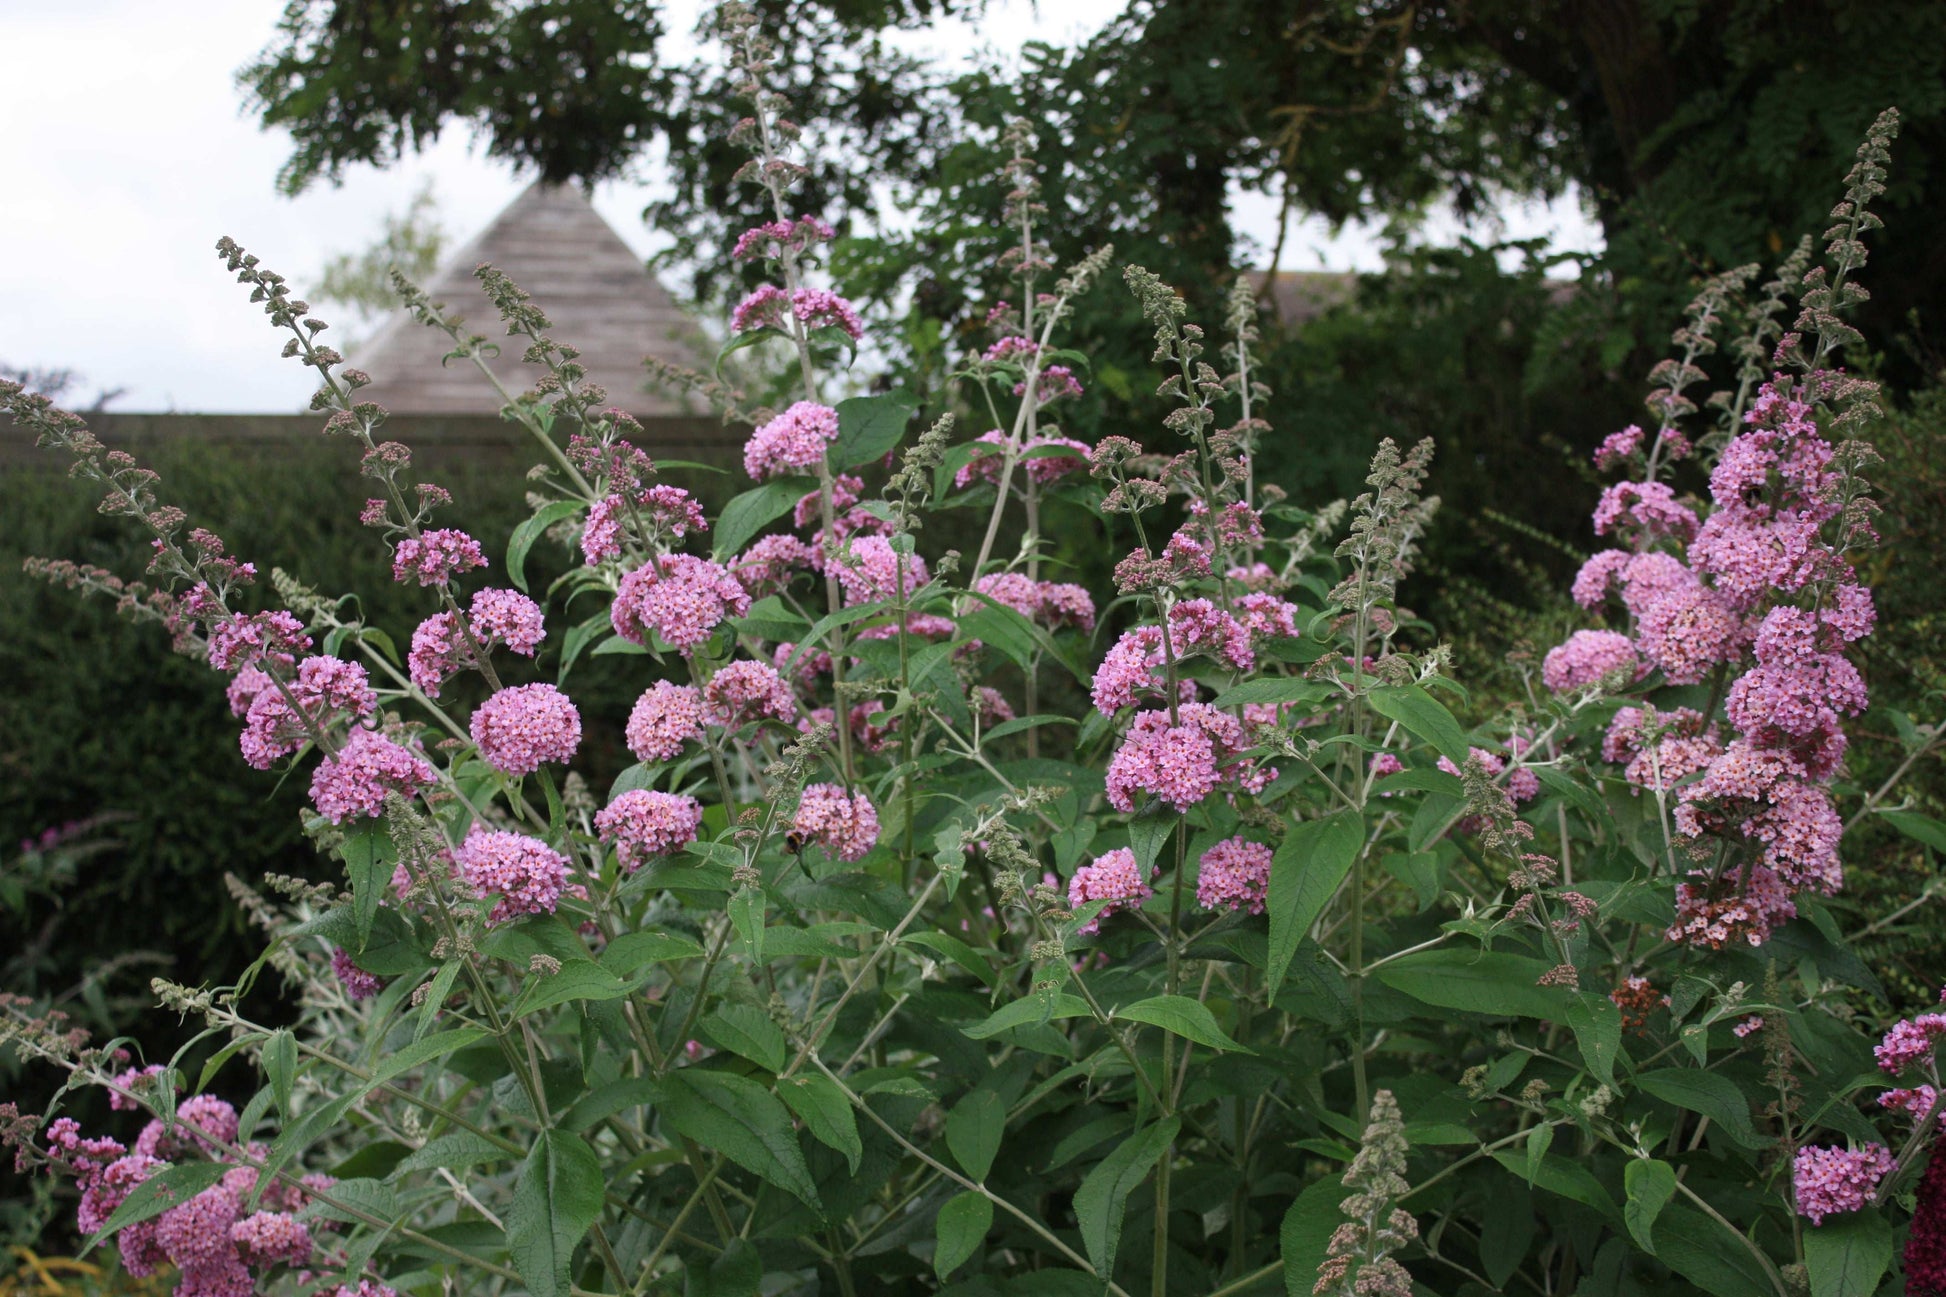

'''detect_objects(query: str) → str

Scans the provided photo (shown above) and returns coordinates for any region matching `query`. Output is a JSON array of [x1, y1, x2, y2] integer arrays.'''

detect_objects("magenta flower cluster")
[[470, 682, 582, 776], [43, 1100, 334, 1297], [1557, 373, 1878, 949], [455, 827, 569, 926], [596, 789, 704, 871]]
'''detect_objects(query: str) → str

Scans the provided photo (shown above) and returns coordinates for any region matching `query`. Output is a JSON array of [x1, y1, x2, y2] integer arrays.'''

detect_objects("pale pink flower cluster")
[[206, 609, 309, 673], [1792, 1144, 1894, 1224], [743, 401, 839, 480], [611, 553, 752, 653], [1592, 480, 1699, 543], [1541, 629, 1640, 693], [833, 535, 929, 605], [1069, 847, 1154, 935], [704, 659, 798, 727], [730, 534, 820, 597], [731, 215, 835, 262], [1602, 705, 1721, 792], [954, 429, 1092, 488], [1876, 1012, 1946, 1075], [730, 286, 862, 339], [309, 729, 437, 823], [626, 680, 706, 762], [391, 528, 486, 586], [596, 789, 704, 871], [1197, 838, 1273, 914], [793, 784, 880, 861], [790, 288, 864, 340], [1016, 364, 1083, 402], [239, 655, 378, 768], [470, 683, 582, 776], [1106, 703, 1273, 813], [455, 828, 569, 926], [409, 587, 546, 696], [972, 572, 1098, 632], [581, 485, 708, 564]]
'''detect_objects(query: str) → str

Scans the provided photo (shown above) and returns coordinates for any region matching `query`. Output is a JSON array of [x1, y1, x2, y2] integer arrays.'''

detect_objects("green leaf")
[[712, 478, 811, 560], [1210, 678, 1332, 709], [508, 499, 584, 593], [1373, 949, 1574, 1019], [1266, 811, 1364, 992], [831, 391, 918, 468], [1523, 1123, 1554, 1184], [981, 714, 1078, 743], [1624, 1158, 1677, 1254], [961, 604, 1041, 672], [946, 1090, 1005, 1183], [1652, 1206, 1777, 1297], [777, 1074, 861, 1173], [900, 930, 995, 987], [1075, 1119, 1179, 1283], [340, 822, 396, 948], [505, 1130, 605, 1297], [416, 960, 462, 1039], [686, 1238, 762, 1297], [1280, 1175, 1345, 1296], [392, 1131, 510, 1178], [700, 1004, 787, 1073], [1488, 1150, 1619, 1221], [598, 929, 707, 973], [729, 885, 766, 964], [1806, 1208, 1894, 1297], [1566, 992, 1622, 1087], [510, 959, 639, 1020], [1115, 995, 1251, 1053], [655, 1071, 821, 1210], [85, 1162, 228, 1250], [1126, 807, 1177, 877], [264, 1028, 297, 1119], [934, 1191, 993, 1281], [1636, 1068, 1765, 1149], [962, 994, 1092, 1040], [1881, 809, 1946, 853], [713, 324, 791, 379], [1365, 683, 1471, 764]]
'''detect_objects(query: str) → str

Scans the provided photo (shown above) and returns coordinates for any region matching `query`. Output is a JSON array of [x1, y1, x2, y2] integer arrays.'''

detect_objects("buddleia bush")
[[3, 8, 1943, 1296]]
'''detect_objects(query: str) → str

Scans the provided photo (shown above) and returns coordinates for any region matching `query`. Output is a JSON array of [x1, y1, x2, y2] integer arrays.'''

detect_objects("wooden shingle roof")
[[352, 182, 705, 416]]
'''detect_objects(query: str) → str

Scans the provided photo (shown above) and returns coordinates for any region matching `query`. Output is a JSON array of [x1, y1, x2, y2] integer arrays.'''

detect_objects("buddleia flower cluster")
[[1550, 110, 1900, 950]]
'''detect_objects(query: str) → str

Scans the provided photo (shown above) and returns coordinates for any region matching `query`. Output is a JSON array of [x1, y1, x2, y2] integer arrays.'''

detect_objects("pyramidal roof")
[[352, 182, 705, 416]]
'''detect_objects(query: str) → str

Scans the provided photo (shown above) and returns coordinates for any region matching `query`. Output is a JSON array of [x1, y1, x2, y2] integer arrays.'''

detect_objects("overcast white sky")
[[0, 0, 1599, 413]]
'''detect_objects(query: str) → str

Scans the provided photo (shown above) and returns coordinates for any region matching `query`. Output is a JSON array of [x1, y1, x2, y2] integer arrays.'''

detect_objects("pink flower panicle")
[[391, 528, 486, 587], [1069, 847, 1155, 935], [1196, 838, 1272, 915], [455, 828, 569, 926], [1106, 703, 1272, 813], [1792, 1144, 1893, 1225], [470, 683, 582, 776], [704, 660, 798, 728], [310, 730, 436, 824], [792, 784, 880, 861], [611, 554, 752, 653], [1541, 629, 1640, 693], [596, 790, 704, 871], [833, 536, 929, 606], [626, 680, 705, 762], [744, 401, 839, 480]]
